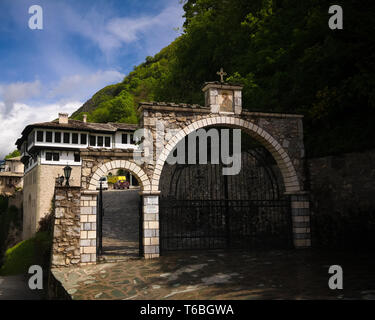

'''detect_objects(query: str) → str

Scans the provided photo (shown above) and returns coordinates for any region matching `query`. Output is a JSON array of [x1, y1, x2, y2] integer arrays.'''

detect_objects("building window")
[[74, 153, 80, 162], [46, 131, 53, 143], [130, 134, 135, 144], [46, 152, 52, 161], [63, 132, 70, 143], [72, 133, 79, 144], [37, 131, 44, 142], [81, 134, 87, 145], [105, 137, 111, 147], [97, 136, 103, 147], [55, 132, 61, 143], [122, 134, 127, 144], [46, 152, 60, 161], [90, 136, 96, 146]]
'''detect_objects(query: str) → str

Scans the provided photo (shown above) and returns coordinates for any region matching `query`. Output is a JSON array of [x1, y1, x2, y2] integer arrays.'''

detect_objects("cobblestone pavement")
[[51, 249, 375, 300], [101, 189, 140, 261]]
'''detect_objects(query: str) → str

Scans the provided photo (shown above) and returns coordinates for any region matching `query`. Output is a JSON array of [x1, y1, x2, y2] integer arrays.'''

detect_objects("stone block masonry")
[[79, 191, 98, 264], [52, 187, 81, 268], [290, 193, 311, 248], [142, 194, 160, 258]]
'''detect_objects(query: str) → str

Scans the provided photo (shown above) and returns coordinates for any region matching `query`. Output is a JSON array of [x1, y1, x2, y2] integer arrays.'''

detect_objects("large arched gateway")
[[51, 80, 311, 267]]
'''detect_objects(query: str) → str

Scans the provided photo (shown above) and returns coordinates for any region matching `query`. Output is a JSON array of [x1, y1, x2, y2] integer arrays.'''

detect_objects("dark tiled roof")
[[16, 119, 139, 147], [108, 123, 138, 131], [139, 101, 208, 109]]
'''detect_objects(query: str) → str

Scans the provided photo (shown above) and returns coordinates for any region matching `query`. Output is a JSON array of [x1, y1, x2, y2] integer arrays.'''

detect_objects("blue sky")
[[0, 0, 184, 157]]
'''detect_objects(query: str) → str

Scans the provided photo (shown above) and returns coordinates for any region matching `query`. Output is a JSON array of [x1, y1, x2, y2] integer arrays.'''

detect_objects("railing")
[[160, 198, 292, 252]]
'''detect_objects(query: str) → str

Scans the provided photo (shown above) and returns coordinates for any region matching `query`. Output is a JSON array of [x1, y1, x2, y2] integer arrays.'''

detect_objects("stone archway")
[[88, 160, 151, 192], [145, 115, 310, 255], [78, 159, 152, 264], [151, 115, 301, 194], [51, 81, 311, 266]]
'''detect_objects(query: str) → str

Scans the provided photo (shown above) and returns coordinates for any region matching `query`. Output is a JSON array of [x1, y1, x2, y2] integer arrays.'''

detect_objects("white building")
[[16, 113, 138, 239]]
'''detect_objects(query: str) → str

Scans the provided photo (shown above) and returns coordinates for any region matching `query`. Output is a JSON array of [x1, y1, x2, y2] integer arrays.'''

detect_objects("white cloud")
[[105, 5, 183, 53], [62, 3, 184, 56], [0, 101, 81, 159], [0, 1, 185, 158], [0, 80, 42, 115], [48, 70, 124, 101], [0, 69, 124, 116], [0, 70, 124, 158]]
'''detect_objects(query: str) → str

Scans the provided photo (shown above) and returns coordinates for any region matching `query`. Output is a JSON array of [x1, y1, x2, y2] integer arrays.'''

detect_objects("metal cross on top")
[[217, 67, 227, 83]]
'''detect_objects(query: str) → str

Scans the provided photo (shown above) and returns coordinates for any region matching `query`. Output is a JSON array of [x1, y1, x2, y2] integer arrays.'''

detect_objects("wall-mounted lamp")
[[63, 165, 72, 186]]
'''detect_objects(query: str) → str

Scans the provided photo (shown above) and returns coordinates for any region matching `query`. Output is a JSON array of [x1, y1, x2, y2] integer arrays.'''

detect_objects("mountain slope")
[[71, 44, 175, 123], [71, 0, 375, 157]]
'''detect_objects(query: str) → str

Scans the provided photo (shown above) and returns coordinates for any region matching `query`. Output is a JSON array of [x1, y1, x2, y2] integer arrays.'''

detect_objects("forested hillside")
[[72, 0, 375, 157]]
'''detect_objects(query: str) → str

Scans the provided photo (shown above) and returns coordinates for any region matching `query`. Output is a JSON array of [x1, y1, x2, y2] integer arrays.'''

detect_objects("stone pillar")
[[142, 193, 160, 259], [290, 193, 311, 248], [52, 187, 81, 268], [234, 90, 242, 114], [79, 191, 98, 264]]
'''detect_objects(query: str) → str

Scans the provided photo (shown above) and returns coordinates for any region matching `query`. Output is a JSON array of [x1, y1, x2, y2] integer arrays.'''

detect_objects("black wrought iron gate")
[[159, 141, 293, 252], [97, 182, 104, 256]]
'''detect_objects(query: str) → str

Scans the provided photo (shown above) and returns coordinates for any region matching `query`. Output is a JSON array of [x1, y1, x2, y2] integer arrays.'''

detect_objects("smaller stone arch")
[[88, 160, 151, 192]]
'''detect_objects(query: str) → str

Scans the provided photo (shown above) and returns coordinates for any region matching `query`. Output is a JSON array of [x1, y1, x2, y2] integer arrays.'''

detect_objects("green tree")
[[5, 150, 20, 160]]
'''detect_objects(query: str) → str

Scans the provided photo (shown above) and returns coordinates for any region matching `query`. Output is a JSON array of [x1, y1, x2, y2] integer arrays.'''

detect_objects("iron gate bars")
[[159, 138, 293, 252], [97, 181, 104, 256], [160, 199, 292, 252]]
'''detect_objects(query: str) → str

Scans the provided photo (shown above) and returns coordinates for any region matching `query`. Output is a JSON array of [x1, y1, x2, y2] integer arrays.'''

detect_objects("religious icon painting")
[[218, 90, 234, 112]]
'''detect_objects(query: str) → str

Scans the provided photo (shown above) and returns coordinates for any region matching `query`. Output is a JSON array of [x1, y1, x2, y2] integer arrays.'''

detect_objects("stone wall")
[[79, 191, 97, 264], [22, 166, 38, 239], [52, 187, 81, 268], [22, 164, 81, 240], [8, 190, 23, 209], [308, 149, 375, 248]]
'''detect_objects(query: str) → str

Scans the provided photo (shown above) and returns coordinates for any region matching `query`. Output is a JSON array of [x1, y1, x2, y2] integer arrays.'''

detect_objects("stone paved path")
[[101, 189, 140, 261], [51, 250, 375, 300], [0, 275, 43, 300]]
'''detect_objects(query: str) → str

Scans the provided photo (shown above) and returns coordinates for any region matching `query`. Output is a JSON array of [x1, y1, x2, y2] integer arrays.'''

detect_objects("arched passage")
[[151, 116, 301, 194], [83, 160, 151, 261], [88, 160, 151, 192], [144, 116, 310, 256]]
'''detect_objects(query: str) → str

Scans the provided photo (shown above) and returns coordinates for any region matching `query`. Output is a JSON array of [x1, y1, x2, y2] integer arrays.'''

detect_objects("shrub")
[[0, 231, 52, 276]]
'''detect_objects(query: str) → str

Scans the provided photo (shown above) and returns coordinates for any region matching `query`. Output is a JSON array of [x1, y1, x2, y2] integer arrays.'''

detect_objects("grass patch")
[[0, 231, 52, 276]]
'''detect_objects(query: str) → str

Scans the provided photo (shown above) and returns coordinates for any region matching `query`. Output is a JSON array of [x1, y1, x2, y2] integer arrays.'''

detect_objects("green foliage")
[[117, 169, 126, 176], [0, 231, 52, 276], [0, 203, 22, 267], [4, 150, 20, 159], [72, 0, 375, 157], [90, 91, 137, 123]]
